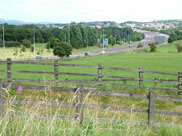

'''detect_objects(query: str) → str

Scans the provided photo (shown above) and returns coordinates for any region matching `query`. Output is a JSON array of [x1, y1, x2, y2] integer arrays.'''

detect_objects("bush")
[[31, 46, 34, 52], [137, 44, 143, 48], [148, 43, 157, 52], [135, 48, 148, 53], [46, 41, 51, 49], [48, 37, 60, 48], [84, 53, 89, 56], [0, 41, 20, 47], [21, 46, 26, 52], [53, 42, 72, 57], [176, 43, 182, 53], [22, 39, 32, 48]]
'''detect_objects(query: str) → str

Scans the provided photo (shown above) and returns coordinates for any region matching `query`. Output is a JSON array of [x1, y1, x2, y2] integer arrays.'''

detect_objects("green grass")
[[0, 42, 135, 59], [0, 43, 53, 59], [1, 87, 182, 136], [0, 42, 182, 91], [1, 113, 182, 136], [1, 42, 182, 135], [1, 115, 182, 136]]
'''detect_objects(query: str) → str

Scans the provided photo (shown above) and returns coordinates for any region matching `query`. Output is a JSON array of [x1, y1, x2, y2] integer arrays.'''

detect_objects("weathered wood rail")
[[1, 79, 182, 127], [0, 58, 181, 94]]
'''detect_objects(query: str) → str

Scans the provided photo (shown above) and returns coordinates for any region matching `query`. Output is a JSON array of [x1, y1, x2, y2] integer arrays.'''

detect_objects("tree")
[[176, 42, 182, 53], [148, 43, 157, 52], [22, 39, 32, 48], [53, 42, 72, 57], [47, 37, 60, 48]]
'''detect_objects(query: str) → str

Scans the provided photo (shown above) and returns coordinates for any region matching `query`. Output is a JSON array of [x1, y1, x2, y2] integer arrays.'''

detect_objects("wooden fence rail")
[[1, 80, 182, 127], [0, 58, 181, 94]]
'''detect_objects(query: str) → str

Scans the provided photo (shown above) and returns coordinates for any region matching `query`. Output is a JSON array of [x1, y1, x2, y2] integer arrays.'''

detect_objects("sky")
[[0, 0, 182, 23]]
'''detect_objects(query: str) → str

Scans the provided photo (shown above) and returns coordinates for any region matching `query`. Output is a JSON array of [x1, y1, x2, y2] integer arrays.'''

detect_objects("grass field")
[[0, 42, 135, 59], [1, 42, 182, 135], [1, 42, 181, 85], [1, 87, 182, 136]]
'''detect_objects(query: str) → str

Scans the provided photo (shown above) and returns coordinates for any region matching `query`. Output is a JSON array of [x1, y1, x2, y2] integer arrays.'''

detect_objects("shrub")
[[176, 43, 182, 53], [84, 52, 89, 56], [14, 48, 19, 56], [136, 48, 148, 53], [21, 46, 26, 52], [48, 37, 60, 48], [22, 39, 32, 48], [137, 44, 143, 48], [0, 41, 20, 47], [148, 43, 157, 52], [31, 46, 34, 52], [53, 42, 72, 57], [46, 41, 51, 49]]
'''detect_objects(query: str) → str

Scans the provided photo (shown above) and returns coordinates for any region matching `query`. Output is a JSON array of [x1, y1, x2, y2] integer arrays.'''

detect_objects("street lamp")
[[102, 28, 105, 54], [2, 23, 6, 60], [34, 27, 36, 55]]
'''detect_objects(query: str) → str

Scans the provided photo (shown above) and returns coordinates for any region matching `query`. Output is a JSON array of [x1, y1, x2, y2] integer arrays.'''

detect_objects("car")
[[100, 50, 105, 54], [36, 56, 42, 59]]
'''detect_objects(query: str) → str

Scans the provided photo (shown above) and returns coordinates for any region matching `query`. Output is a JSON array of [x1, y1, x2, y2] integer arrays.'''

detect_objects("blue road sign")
[[103, 38, 108, 46]]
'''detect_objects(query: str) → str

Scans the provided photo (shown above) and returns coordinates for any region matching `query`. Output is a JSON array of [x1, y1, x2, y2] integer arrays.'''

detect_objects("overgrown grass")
[[1, 86, 182, 136]]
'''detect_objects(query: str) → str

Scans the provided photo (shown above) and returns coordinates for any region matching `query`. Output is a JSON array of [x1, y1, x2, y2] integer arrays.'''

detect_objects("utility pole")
[[68, 25, 70, 44], [128, 32, 130, 45], [86, 27, 88, 50], [115, 32, 116, 45], [64, 31, 66, 42], [2, 24, 6, 60], [34, 27, 36, 55], [102, 27, 105, 53]]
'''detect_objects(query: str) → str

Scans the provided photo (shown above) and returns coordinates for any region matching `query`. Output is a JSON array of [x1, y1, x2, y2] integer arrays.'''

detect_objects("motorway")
[[70, 29, 169, 58], [10, 29, 169, 61]]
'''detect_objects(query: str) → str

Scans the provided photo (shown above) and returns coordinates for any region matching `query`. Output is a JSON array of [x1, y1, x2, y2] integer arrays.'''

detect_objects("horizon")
[[1, 0, 182, 23], [0, 18, 182, 25]]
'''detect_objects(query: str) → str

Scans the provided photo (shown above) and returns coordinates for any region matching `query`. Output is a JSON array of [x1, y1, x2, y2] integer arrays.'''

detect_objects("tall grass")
[[0, 86, 182, 136]]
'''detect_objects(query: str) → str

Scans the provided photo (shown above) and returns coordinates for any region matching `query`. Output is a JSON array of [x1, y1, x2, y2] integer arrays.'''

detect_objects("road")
[[10, 29, 169, 61], [70, 29, 169, 58]]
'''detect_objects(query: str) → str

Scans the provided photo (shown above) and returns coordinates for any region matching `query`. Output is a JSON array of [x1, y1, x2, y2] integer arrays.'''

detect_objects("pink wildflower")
[[17, 86, 23, 95]]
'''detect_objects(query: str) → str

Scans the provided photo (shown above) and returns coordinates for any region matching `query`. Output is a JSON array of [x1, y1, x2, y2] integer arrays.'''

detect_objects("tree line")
[[167, 30, 182, 43], [0, 24, 145, 49]]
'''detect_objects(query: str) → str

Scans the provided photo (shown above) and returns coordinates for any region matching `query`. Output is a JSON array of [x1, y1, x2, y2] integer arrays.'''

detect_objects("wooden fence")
[[0, 58, 181, 94], [1, 79, 182, 127]]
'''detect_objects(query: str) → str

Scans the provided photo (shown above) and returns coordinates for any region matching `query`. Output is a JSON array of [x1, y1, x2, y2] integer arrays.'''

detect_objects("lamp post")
[[34, 27, 36, 55], [102, 28, 105, 53], [2, 24, 6, 60], [86, 27, 88, 50]]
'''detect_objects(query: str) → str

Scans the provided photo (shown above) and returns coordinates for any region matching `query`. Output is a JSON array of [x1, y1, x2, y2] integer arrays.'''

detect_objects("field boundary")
[[0, 58, 181, 94], [1, 81, 182, 127]]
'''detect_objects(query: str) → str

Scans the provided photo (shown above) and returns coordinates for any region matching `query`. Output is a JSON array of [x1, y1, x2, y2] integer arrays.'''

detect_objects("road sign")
[[103, 38, 108, 46]]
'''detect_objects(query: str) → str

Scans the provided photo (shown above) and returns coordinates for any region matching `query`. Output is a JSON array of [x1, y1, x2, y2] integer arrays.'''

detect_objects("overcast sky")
[[0, 0, 182, 23]]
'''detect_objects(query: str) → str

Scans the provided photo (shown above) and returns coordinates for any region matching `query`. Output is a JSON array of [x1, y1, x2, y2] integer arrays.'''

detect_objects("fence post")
[[139, 67, 143, 87], [154, 77, 158, 86], [178, 72, 182, 95], [0, 79, 3, 116], [7, 58, 12, 82], [123, 79, 127, 85], [98, 64, 103, 86], [54, 59, 59, 84], [76, 85, 84, 124], [148, 91, 156, 128]]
